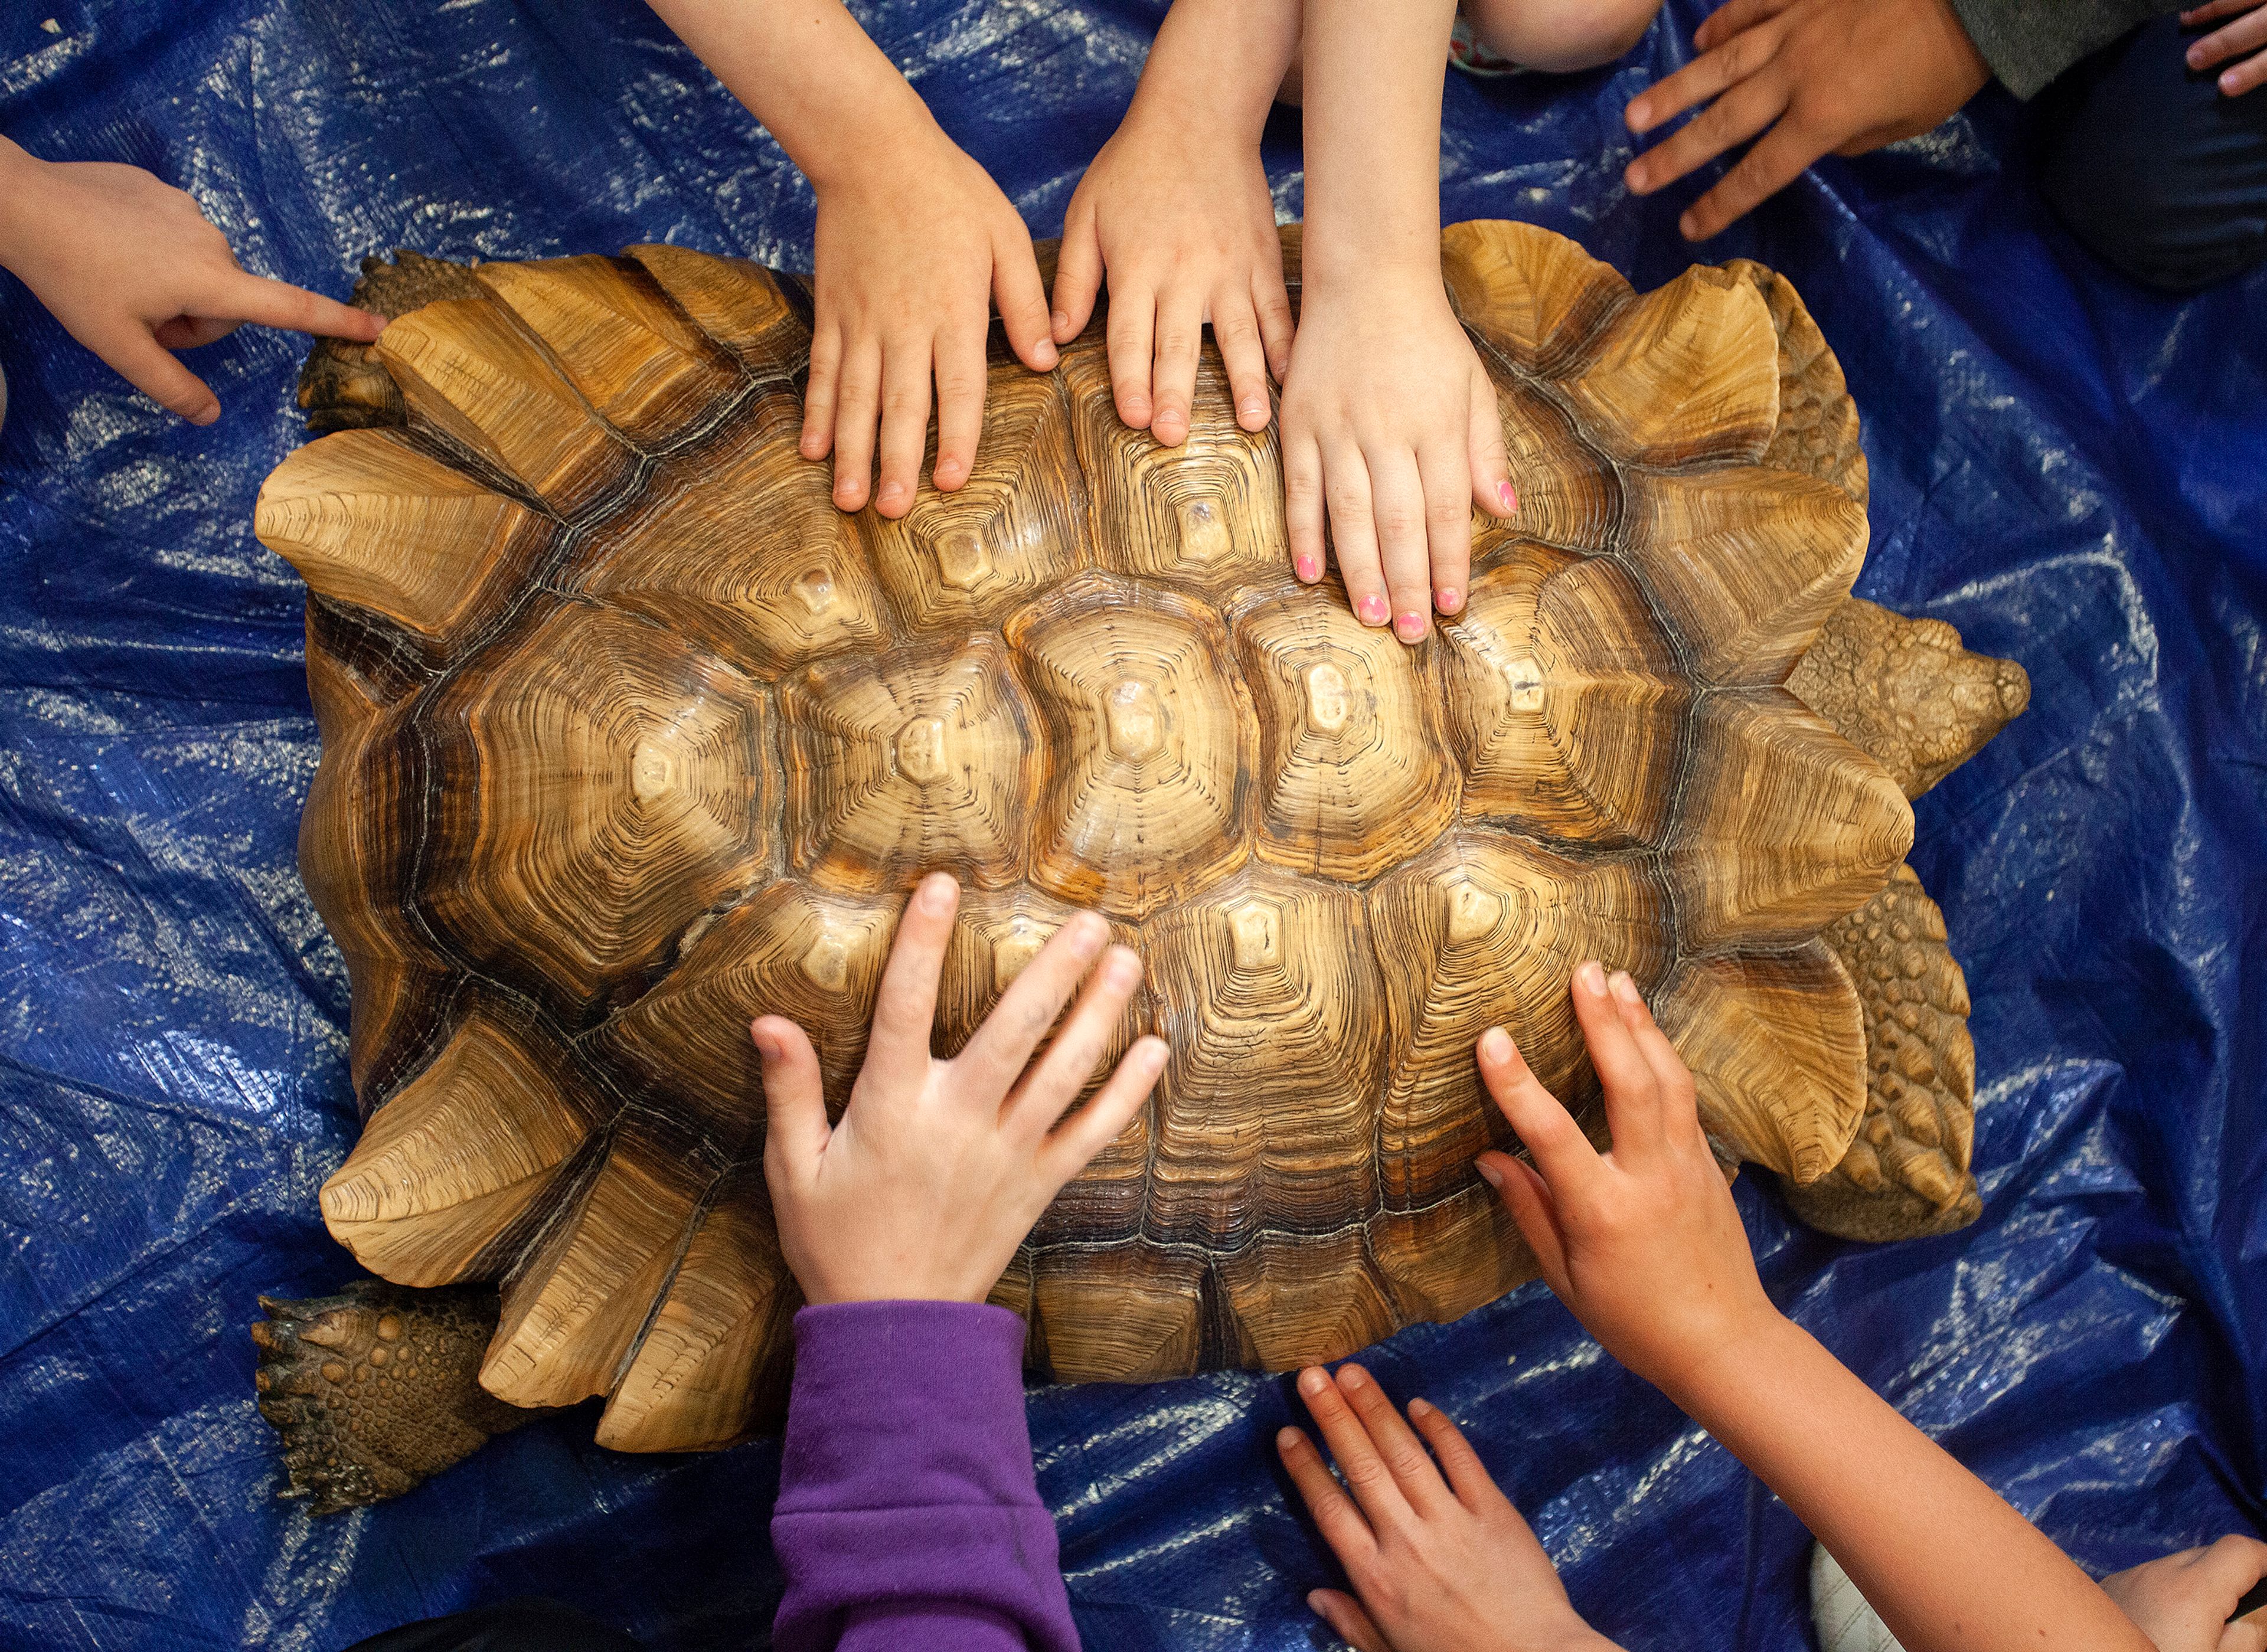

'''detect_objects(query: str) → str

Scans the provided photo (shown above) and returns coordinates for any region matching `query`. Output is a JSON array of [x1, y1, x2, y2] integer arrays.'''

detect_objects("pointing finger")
[[861, 873, 958, 1094], [1476, 1025, 1601, 1195], [955, 911, 1110, 1098], [222, 272, 387, 341], [1276, 1425, 1381, 1573], [753, 1016, 829, 1179], [1572, 960, 1666, 1163]]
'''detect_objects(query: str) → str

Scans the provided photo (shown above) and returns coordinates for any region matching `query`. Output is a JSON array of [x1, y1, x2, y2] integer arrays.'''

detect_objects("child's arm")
[[1047, 0, 1299, 449], [646, 0, 1058, 519], [1285, 0, 1516, 642], [1470, 963, 2152, 1652], [0, 139, 384, 425], [758, 873, 1166, 1652]]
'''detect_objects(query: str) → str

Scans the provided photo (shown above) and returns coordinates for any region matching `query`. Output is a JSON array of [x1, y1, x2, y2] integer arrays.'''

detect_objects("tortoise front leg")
[[252, 1279, 528, 1514]]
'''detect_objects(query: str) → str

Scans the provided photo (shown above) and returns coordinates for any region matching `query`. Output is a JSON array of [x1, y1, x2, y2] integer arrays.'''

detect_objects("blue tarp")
[[2, 1, 2262, 1647]]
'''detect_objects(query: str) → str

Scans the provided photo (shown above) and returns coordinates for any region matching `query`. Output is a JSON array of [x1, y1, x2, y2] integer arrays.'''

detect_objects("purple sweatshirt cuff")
[[771, 1300, 1077, 1652]]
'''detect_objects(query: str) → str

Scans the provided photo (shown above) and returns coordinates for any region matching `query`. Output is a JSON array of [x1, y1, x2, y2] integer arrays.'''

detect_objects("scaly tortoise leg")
[[253, 1280, 529, 1514], [295, 250, 487, 432], [1786, 600, 2031, 1242], [1789, 866, 1984, 1240]]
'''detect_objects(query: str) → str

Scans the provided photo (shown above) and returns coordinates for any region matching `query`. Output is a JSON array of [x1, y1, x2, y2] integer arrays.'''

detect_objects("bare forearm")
[[1298, 0, 1454, 283], [645, 0, 932, 189], [1673, 1317, 2151, 1652], [1129, 0, 1299, 141]]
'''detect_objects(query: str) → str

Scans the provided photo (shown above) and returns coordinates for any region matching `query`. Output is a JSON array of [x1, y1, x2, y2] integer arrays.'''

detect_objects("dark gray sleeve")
[[1946, 0, 2183, 98]]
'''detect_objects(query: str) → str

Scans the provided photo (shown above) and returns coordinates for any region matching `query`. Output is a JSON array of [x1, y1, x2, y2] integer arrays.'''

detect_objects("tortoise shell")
[[254, 222, 1910, 1453]]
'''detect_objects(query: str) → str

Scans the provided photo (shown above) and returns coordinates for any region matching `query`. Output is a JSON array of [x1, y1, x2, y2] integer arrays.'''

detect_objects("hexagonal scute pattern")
[[263, 224, 1911, 1454]]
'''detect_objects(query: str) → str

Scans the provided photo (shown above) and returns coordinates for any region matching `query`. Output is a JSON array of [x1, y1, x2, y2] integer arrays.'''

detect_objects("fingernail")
[[1679, 211, 1701, 240], [1240, 397, 1266, 423], [1356, 594, 1389, 626], [1276, 1426, 1302, 1451], [1051, 310, 1069, 333], [1338, 1364, 1367, 1389], [1479, 1026, 1513, 1064], [1394, 611, 1427, 642], [1609, 970, 1640, 1004], [1476, 1158, 1504, 1188], [920, 873, 957, 914], [1629, 99, 1651, 126], [2187, 44, 2203, 66], [2224, 68, 2240, 91], [878, 481, 904, 506], [1407, 1397, 1434, 1417], [1435, 586, 1462, 614], [1577, 959, 1608, 996], [1138, 1036, 1168, 1072], [193, 404, 220, 426], [1294, 554, 1319, 582], [1628, 162, 1651, 191], [1305, 1592, 1331, 1617], [1070, 911, 1109, 953], [750, 1025, 778, 1059], [1104, 949, 1141, 989], [1035, 340, 1058, 367], [1298, 1367, 1328, 1397], [1499, 479, 1518, 513]]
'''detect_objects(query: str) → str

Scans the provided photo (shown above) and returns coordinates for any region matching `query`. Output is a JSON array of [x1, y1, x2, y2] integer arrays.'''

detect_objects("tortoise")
[[244, 223, 2029, 1513]]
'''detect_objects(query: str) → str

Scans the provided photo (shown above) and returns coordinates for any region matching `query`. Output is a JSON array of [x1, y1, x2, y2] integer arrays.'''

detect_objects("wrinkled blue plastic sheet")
[[1, 0, 2262, 1646]]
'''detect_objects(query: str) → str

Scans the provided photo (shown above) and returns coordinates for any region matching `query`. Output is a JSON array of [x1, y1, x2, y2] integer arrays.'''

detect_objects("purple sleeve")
[[770, 1300, 1079, 1652]]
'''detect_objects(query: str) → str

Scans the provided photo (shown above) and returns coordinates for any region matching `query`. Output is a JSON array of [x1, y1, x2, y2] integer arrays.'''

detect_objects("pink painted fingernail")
[[1295, 554, 1319, 581], [1356, 594, 1389, 626], [1500, 480, 1518, 513], [1435, 586, 1462, 614], [1394, 611, 1426, 642]]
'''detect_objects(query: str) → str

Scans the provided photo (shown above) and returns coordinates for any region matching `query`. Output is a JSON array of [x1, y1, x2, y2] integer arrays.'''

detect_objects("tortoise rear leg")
[[253, 1279, 526, 1514], [1785, 865, 1982, 1241]]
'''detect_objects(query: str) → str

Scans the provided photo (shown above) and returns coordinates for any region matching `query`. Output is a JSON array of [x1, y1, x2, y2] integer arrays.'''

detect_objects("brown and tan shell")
[[254, 223, 1918, 1453]]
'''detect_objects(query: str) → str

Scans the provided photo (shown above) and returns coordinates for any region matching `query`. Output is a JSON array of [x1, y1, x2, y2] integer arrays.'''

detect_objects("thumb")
[[992, 227, 1059, 372], [1308, 1588, 1390, 1652], [1468, 365, 1517, 518], [1479, 1152, 1572, 1296], [93, 326, 220, 424], [753, 1016, 829, 1174], [1050, 199, 1105, 345]]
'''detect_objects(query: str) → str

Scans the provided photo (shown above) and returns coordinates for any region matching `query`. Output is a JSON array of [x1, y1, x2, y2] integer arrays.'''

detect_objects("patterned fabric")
[[1809, 1544, 1909, 1652], [1450, 12, 1528, 76]]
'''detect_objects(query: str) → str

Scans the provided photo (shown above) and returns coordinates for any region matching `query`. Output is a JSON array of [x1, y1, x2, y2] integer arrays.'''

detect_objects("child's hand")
[[756, 872, 1167, 1305], [1279, 271, 1515, 641], [1472, 960, 1782, 1398], [1048, 104, 1293, 447], [1621, 0, 1988, 241], [2101, 1536, 2267, 1652], [0, 143, 384, 425], [2183, 0, 2267, 98], [1277, 1362, 1625, 1652], [801, 125, 1057, 519]]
